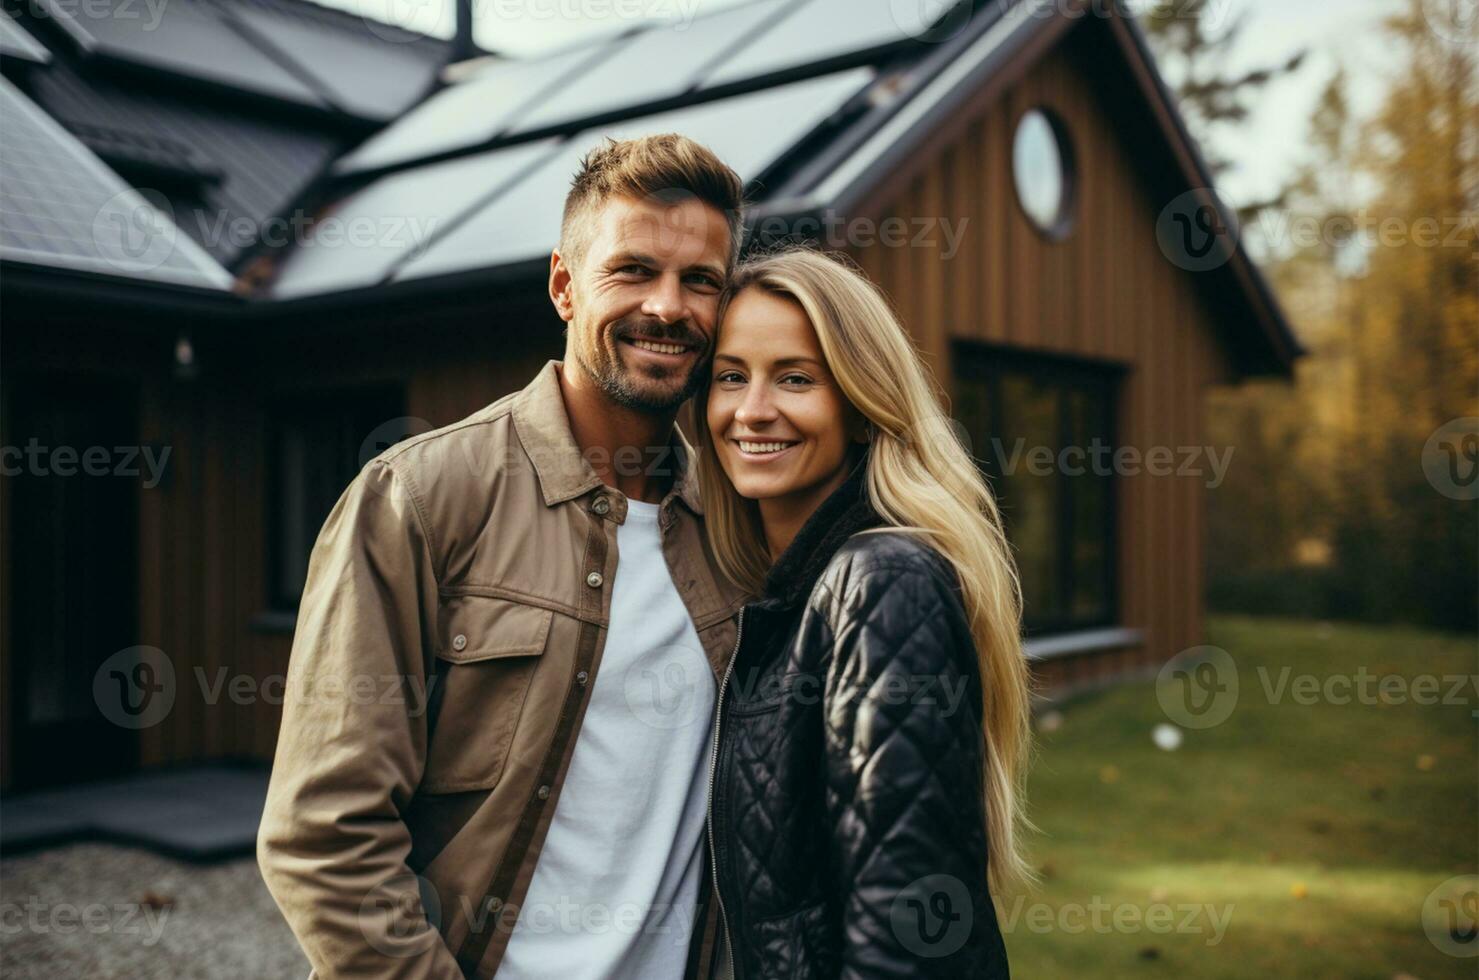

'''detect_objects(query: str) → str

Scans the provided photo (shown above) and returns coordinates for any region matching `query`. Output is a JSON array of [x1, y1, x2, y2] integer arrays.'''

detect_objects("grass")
[[997, 615, 1477, 979]]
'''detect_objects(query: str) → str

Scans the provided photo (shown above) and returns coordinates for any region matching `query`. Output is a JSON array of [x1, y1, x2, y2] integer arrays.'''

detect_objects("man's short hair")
[[560, 133, 746, 271]]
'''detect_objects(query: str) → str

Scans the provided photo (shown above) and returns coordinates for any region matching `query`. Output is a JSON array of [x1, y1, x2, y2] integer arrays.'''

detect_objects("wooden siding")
[[847, 42, 1236, 682]]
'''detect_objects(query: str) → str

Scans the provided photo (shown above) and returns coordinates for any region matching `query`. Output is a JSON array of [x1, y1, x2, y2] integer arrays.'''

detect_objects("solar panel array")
[[29, 0, 443, 122], [0, 76, 232, 290], [272, 139, 560, 298], [272, 66, 874, 296], [335, 0, 967, 178], [393, 67, 875, 283], [333, 41, 614, 175]]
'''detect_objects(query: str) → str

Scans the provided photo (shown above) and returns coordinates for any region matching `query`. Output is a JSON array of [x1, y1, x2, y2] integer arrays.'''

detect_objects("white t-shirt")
[[497, 498, 717, 979]]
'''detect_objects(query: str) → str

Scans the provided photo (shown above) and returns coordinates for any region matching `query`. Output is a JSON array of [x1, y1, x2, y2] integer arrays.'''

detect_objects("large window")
[[266, 386, 406, 611], [954, 346, 1118, 634]]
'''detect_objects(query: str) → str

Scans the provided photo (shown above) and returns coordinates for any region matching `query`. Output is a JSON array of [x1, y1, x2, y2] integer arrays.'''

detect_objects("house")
[[0, 0, 1302, 790]]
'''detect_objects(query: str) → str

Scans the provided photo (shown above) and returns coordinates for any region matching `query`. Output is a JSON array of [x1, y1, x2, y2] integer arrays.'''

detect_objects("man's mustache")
[[612, 320, 708, 350]]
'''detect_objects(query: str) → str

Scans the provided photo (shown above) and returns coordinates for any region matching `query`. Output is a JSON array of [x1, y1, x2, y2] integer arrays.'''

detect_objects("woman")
[[694, 247, 1035, 979]]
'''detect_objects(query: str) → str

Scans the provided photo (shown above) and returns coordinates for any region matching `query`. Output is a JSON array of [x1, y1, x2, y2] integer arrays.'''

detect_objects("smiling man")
[[258, 134, 749, 980]]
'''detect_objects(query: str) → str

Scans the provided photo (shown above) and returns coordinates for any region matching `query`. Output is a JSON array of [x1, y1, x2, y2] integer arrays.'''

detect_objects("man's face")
[[550, 193, 732, 413]]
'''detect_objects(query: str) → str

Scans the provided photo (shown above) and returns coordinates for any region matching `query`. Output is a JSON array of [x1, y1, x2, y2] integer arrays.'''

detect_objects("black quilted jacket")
[[705, 454, 1010, 979]]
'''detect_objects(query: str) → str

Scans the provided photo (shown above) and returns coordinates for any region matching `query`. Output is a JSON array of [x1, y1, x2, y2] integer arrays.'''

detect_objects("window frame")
[[952, 343, 1123, 636], [263, 383, 407, 614]]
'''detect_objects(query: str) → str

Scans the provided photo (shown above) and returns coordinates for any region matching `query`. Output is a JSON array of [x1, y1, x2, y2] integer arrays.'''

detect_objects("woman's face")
[[707, 286, 861, 505]]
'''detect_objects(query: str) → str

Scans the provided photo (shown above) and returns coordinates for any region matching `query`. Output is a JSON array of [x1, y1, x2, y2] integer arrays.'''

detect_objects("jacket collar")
[[760, 447, 882, 608], [510, 360, 704, 514]]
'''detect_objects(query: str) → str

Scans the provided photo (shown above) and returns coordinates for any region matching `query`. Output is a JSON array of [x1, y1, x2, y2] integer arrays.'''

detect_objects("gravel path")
[[0, 842, 309, 979]]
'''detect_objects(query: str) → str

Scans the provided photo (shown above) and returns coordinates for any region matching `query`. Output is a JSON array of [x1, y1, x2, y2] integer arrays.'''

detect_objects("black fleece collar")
[[760, 448, 883, 609]]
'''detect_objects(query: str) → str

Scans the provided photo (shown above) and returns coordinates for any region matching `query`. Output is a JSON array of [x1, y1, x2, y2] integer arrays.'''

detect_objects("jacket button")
[[451, 634, 468, 651], [576, 670, 589, 686], [591, 496, 610, 515], [537, 785, 550, 800], [585, 571, 604, 588]]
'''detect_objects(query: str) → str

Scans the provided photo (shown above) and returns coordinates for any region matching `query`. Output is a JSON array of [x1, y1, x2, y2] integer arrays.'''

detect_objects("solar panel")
[[504, 0, 792, 136], [271, 139, 559, 299], [225, 5, 442, 122], [0, 77, 232, 289], [701, 0, 958, 87], [393, 67, 874, 283], [32, 0, 329, 110], [0, 10, 51, 64], [333, 40, 620, 177]]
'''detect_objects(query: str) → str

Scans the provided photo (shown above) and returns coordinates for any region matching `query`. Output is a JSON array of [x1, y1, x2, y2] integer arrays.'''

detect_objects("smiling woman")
[[706, 285, 867, 561], [692, 245, 1034, 980]]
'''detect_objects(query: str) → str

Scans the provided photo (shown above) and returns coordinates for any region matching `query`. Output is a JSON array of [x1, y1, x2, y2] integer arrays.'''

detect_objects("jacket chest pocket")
[[421, 595, 553, 794]]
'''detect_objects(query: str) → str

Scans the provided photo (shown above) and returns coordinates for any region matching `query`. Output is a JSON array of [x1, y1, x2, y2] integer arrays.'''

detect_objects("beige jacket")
[[257, 360, 745, 979]]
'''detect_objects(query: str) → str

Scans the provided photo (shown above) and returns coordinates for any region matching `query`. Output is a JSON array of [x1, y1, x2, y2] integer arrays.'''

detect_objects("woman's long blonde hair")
[[694, 246, 1038, 897]]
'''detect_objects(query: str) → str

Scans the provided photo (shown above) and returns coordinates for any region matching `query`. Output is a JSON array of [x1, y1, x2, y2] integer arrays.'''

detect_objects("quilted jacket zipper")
[[704, 605, 744, 980]]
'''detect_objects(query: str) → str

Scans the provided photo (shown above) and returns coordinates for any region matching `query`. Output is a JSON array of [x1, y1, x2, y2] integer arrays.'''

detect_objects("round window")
[[1012, 108, 1076, 239]]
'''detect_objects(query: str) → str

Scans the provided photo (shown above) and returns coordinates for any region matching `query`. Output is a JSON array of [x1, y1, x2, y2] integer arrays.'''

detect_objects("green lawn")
[[999, 615, 1477, 979]]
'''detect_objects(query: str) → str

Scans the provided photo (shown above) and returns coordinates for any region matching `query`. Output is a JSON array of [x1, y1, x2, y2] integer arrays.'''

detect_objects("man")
[[257, 134, 749, 980]]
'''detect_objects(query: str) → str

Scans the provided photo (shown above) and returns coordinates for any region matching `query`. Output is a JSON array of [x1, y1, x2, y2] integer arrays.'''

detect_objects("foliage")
[[1205, 0, 1478, 630]]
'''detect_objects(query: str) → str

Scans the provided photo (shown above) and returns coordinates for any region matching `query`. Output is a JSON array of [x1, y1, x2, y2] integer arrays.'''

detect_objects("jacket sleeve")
[[256, 459, 463, 979], [820, 556, 1010, 980]]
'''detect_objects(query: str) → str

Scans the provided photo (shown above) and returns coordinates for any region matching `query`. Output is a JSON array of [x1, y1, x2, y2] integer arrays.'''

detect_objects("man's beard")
[[572, 316, 709, 413]]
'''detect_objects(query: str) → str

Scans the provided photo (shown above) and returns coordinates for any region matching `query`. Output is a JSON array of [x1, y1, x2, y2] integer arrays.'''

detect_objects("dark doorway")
[[6, 374, 141, 789]]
